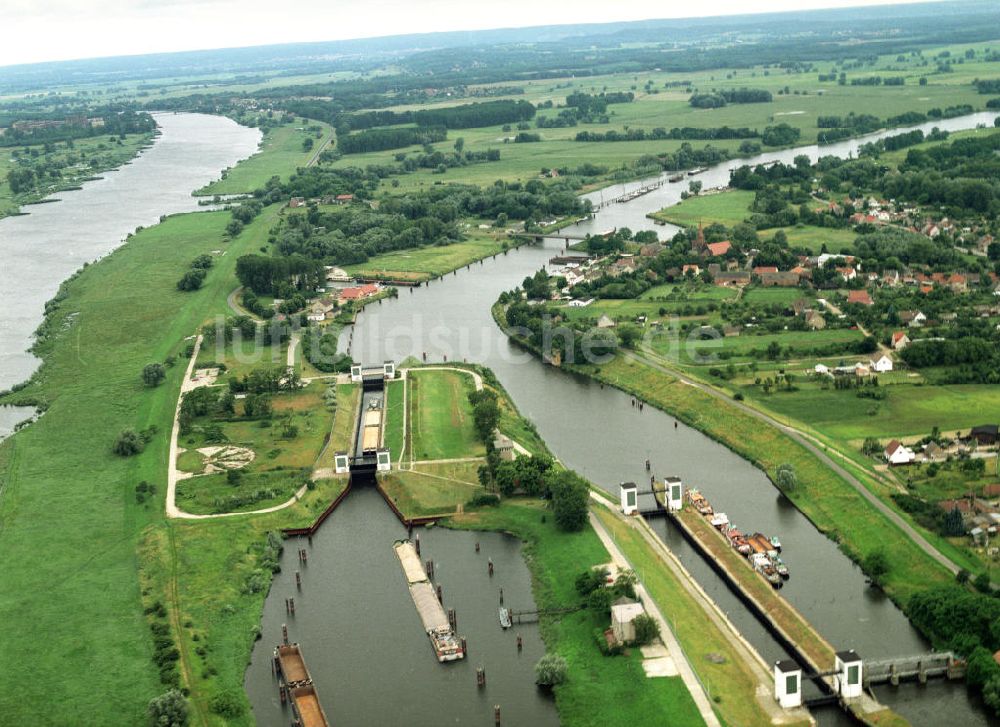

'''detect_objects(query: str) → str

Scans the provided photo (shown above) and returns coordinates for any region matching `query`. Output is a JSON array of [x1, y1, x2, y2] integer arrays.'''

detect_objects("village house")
[[307, 299, 336, 322], [922, 441, 945, 462], [837, 266, 857, 282], [597, 314, 616, 329], [753, 265, 779, 275], [610, 597, 646, 644], [493, 433, 516, 462], [846, 290, 873, 306], [288, 197, 306, 208], [885, 440, 916, 466], [639, 243, 664, 257], [567, 298, 594, 308], [899, 310, 926, 328], [969, 425, 999, 446], [704, 240, 732, 257], [340, 283, 380, 302], [682, 264, 701, 276], [891, 331, 910, 350], [870, 355, 893, 373], [334, 194, 354, 205]]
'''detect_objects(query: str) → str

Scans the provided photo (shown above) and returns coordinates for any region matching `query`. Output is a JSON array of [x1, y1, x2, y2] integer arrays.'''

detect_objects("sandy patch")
[[774, 111, 805, 116], [197, 445, 255, 473], [190, 367, 220, 388]]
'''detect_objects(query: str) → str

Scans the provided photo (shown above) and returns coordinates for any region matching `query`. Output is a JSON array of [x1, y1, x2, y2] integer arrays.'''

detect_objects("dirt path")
[[165, 334, 310, 520], [626, 349, 960, 575]]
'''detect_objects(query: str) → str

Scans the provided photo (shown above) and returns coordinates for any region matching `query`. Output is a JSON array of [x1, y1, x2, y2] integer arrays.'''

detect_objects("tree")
[[984, 675, 1000, 714], [142, 363, 166, 387], [454, 137, 465, 155], [176, 269, 206, 292], [534, 653, 568, 686], [688, 180, 703, 195], [974, 572, 992, 594], [113, 428, 145, 457], [775, 463, 797, 492], [549, 470, 589, 532], [632, 614, 661, 646], [863, 548, 890, 587], [147, 690, 188, 727]]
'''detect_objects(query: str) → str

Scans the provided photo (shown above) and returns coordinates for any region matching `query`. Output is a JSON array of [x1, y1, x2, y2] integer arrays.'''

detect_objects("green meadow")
[[406, 368, 484, 461], [196, 121, 334, 195]]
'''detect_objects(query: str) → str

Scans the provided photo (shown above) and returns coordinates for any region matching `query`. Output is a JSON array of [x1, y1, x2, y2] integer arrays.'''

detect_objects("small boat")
[[498, 607, 512, 629], [761, 565, 783, 588], [687, 167, 707, 176], [687, 490, 713, 516], [668, 173, 685, 183], [773, 557, 790, 580], [710, 512, 729, 530], [770, 536, 782, 552]]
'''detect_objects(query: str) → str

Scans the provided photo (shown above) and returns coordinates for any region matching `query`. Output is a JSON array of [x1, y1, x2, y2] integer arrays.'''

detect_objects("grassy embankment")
[[0, 131, 155, 218], [195, 121, 334, 196], [0, 203, 351, 725], [342, 231, 506, 283]]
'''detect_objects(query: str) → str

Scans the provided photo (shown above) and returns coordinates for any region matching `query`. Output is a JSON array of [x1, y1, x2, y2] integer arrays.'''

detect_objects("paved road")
[[626, 349, 960, 575]]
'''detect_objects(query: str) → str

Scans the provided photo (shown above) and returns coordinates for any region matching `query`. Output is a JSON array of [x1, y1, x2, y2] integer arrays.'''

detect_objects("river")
[[0, 112, 261, 395], [343, 111, 999, 725]]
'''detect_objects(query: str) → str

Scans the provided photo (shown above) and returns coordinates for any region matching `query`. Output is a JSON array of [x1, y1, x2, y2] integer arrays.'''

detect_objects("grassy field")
[[315, 383, 360, 471], [0, 131, 154, 218], [343, 235, 506, 282], [742, 381, 1000, 443], [0, 203, 281, 722], [407, 368, 484, 461], [651, 190, 756, 228], [380, 462, 484, 517], [450, 501, 706, 727], [196, 121, 333, 195], [650, 189, 859, 253], [383, 378, 405, 459]]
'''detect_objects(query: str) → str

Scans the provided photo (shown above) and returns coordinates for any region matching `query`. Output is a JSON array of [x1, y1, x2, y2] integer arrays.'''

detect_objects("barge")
[[394, 540, 465, 662], [684, 489, 789, 587], [273, 644, 331, 727]]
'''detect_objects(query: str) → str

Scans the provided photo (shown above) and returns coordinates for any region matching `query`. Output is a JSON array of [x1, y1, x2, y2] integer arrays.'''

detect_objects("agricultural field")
[[196, 121, 334, 195], [326, 40, 993, 192]]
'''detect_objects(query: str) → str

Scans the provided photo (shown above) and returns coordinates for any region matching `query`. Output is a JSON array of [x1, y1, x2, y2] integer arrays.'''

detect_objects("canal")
[[344, 112, 1000, 725], [244, 486, 557, 727]]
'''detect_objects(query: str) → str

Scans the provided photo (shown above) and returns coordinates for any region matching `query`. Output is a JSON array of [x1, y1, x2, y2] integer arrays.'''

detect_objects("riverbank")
[[0, 130, 156, 221]]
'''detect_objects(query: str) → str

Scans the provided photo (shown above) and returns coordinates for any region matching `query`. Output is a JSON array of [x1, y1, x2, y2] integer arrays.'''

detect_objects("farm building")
[[885, 440, 916, 466], [969, 425, 999, 446], [870, 355, 893, 373], [847, 290, 873, 306], [891, 332, 910, 350]]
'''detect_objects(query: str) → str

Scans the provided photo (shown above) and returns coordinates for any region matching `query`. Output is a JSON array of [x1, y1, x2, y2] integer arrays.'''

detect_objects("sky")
[[1, 0, 946, 68]]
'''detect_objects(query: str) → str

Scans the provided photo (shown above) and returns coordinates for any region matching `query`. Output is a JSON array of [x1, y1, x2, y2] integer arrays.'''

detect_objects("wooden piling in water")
[[282, 623, 288, 644], [475, 541, 480, 553], [448, 608, 456, 630], [488, 559, 494, 576], [516, 634, 523, 652], [499, 587, 503, 605], [437, 584, 443, 603], [494, 705, 501, 725], [295, 571, 301, 589]]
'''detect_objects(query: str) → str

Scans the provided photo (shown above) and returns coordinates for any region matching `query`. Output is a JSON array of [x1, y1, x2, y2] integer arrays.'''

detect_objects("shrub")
[[534, 653, 568, 686], [549, 470, 589, 532], [208, 691, 244, 718], [775, 463, 797, 492], [632, 613, 661, 646], [113, 428, 145, 456], [142, 363, 166, 387], [465, 493, 500, 508], [147, 690, 188, 727]]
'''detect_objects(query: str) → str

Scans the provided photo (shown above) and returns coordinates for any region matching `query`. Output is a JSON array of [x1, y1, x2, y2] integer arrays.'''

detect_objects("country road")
[[626, 349, 961, 576]]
